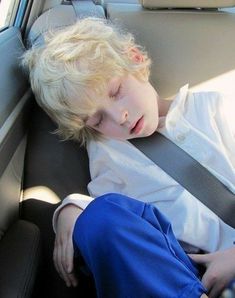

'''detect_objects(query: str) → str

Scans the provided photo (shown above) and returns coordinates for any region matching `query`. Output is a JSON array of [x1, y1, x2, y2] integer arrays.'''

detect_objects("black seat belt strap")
[[131, 132, 235, 228]]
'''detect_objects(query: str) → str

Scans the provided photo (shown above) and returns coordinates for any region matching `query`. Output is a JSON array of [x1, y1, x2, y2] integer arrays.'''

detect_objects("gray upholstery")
[[0, 28, 28, 128], [0, 220, 40, 298], [27, 5, 77, 48], [27, 2, 105, 48], [140, 0, 235, 9], [22, 104, 93, 298], [0, 26, 41, 298], [107, 3, 235, 98], [0, 27, 30, 239]]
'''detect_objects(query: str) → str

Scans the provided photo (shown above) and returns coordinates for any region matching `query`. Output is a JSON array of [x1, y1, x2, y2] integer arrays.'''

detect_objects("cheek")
[[127, 94, 143, 110], [99, 123, 124, 139], [131, 86, 152, 106], [100, 124, 128, 140]]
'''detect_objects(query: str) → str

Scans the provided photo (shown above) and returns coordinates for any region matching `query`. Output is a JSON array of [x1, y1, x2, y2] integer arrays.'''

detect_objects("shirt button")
[[176, 133, 186, 142]]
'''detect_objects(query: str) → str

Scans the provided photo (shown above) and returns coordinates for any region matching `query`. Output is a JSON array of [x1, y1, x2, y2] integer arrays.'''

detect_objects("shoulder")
[[162, 86, 226, 132], [189, 90, 234, 121], [170, 85, 224, 117]]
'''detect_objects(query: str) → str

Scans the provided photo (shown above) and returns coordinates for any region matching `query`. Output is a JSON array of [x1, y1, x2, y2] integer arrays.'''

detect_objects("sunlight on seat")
[[190, 69, 235, 134], [23, 186, 61, 204], [190, 69, 235, 94]]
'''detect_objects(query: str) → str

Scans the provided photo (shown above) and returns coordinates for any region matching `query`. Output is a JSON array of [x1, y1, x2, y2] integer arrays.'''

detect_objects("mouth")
[[130, 116, 144, 135]]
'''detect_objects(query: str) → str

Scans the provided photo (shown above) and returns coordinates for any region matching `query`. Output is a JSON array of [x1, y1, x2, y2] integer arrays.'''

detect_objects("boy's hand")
[[189, 247, 235, 298], [53, 204, 83, 287]]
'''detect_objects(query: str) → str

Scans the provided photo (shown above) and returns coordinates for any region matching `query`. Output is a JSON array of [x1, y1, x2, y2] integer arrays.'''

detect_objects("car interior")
[[1, 0, 235, 297]]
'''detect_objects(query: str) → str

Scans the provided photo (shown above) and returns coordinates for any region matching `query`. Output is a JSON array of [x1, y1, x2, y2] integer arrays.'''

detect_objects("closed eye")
[[110, 84, 122, 100], [94, 114, 103, 128], [86, 112, 104, 129]]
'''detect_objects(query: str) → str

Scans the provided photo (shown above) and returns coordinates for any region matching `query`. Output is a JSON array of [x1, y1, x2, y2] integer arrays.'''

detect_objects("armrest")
[[0, 220, 41, 298]]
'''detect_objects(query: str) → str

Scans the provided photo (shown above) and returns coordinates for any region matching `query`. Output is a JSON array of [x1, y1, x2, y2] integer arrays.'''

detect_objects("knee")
[[72, 194, 120, 250], [74, 193, 125, 233], [78, 192, 144, 228], [73, 193, 143, 248]]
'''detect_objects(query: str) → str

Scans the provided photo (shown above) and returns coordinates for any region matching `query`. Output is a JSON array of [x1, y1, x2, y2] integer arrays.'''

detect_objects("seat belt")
[[131, 132, 235, 228], [71, 0, 105, 18]]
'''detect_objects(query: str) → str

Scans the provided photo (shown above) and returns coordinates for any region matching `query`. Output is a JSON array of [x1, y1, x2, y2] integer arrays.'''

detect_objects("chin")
[[144, 125, 158, 137], [134, 130, 155, 139], [127, 125, 157, 139], [146, 130, 156, 137]]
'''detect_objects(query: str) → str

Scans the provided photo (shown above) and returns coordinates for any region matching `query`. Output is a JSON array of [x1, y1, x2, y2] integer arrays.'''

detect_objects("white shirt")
[[53, 85, 235, 253]]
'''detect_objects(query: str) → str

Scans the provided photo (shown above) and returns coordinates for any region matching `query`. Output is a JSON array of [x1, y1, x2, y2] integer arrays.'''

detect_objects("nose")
[[107, 105, 129, 125], [121, 110, 128, 125]]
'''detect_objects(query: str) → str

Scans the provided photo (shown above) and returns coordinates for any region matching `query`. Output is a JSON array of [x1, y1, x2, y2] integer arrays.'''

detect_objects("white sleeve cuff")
[[52, 193, 94, 233]]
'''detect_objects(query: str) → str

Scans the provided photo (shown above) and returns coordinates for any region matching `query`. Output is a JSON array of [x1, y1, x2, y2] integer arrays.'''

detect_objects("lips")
[[130, 116, 144, 135]]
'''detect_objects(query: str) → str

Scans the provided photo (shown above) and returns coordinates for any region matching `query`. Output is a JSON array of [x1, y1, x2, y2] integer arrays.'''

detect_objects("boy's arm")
[[52, 193, 93, 287], [53, 204, 83, 287], [52, 193, 94, 232]]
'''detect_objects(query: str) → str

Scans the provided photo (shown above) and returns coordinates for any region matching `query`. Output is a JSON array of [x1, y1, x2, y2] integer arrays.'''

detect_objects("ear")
[[129, 47, 144, 63]]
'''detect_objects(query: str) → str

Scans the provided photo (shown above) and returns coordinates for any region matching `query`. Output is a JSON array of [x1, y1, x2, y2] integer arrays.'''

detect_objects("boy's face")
[[85, 74, 159, 140]]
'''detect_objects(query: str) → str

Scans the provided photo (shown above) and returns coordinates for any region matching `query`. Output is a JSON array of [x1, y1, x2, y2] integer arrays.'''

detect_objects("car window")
[[0, 0, 20, 29]]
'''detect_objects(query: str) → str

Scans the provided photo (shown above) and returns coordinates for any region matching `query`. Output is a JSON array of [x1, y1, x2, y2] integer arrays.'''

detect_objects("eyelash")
[[94, 84, 122, 128], [95, 114, 103, 128], [110, 84, 122, 100]]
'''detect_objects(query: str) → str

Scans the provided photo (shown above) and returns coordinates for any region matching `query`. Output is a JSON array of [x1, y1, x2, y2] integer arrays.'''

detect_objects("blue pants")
[[73, 193, 206, 298]]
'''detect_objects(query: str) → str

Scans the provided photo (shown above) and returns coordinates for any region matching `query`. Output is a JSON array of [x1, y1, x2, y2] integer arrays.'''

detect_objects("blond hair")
[[22, 17, 151, 145]]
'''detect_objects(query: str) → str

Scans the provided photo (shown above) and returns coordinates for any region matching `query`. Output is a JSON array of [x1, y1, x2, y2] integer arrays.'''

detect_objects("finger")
[[61, 234, 78, 287], [57, 240, 72, 287], [53, 243, 60, 274], [200, 269, 215, 293], [188, 253, 208, 264], [67, 271, 78, 288], [53, 238, 63, 276], [54, 242, 67, 283], [208, 282, 225, 298], [65, 237, 74, 273], [65, 238, 78, 287]]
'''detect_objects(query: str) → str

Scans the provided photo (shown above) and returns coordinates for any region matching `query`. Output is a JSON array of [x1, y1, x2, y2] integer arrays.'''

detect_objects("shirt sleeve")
[[52, 193, 94, 233], [87, 139, 130, 197]]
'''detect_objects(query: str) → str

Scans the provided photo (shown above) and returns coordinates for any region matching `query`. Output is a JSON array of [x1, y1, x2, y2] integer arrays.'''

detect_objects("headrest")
[[140, 0, 235, 9]]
